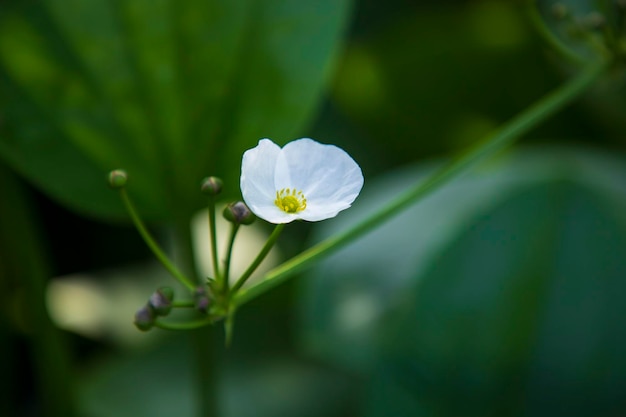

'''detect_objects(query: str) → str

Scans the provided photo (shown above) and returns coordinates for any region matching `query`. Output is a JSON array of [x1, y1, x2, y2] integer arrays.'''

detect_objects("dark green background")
[[1, 0, 626, 416]]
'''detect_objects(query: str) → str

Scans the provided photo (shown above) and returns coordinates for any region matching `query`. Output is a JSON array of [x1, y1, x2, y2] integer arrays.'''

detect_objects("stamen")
[[275, 188, 307, 214]]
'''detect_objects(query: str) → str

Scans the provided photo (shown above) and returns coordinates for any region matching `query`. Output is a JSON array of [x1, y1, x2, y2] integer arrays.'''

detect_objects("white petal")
[[283, 138, 363, 220], [274, 149, 292, 191], [241, 137, 364, 223], [253, 207, 300, 224], [240, 139, 281, 219]]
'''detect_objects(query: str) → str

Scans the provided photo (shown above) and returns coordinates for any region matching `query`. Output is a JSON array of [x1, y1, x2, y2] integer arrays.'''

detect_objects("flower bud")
[[134, 305, 154, 331], [223, 201, 256, 225], [108, 169, 128, 189], [201, 176, 223, 196], [148, 287, 174, 316], [194, 286, 211, 314]]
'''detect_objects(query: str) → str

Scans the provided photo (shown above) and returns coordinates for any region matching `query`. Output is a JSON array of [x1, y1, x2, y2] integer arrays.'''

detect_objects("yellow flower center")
[[275, 188, 307, 214]]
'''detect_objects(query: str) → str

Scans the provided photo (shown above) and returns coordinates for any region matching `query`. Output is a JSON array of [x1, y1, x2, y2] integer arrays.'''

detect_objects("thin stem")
[[222, 223, 240, 293], [190, 328, 217, 417], [230, 223, 285, 295], [119, 188, 195, 291], [224, 312, 236, 347], [154, 316, 215, 330], [234, 57, 610, 308], [172, 300, 195, 308], [526, 1, 586, 64], [207, 199, 221, 281]]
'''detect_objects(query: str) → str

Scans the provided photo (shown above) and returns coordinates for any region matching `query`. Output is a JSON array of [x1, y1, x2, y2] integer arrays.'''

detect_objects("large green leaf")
[[78, 336, 354, 417], [298, 146, 626, 416], [0, 0, 350, 221]]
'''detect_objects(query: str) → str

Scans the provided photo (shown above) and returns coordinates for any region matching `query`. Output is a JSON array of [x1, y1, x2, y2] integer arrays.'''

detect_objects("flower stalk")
[[118, 186, 195, 291], [222, 223, 239, 293], [230, 223, 286, 295], [207, 199, 221, 283], [233, 56, 611, 308]]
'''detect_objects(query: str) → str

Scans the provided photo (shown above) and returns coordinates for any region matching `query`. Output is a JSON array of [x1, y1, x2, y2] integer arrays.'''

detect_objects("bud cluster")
[[122, 173, 258, 331], [546, 2, 626, 60], [194, 285, 212, 314], [133, 286, 175, 331]]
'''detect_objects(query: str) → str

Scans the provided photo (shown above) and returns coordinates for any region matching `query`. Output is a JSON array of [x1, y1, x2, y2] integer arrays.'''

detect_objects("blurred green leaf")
[[0, 163, 76, 416], [0, 0, 350, 221], [299, 146, 626, 416], [78, 336, 353, 417]]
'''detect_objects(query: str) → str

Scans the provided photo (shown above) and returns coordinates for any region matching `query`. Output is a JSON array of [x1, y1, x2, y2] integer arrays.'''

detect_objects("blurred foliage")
[[1, 0, 626, 416], [533, 0, 626, 142], [0, 0, 350, 221], [299, 146, 626, 417], [325, 1, 626, 174], [78, 335, 355, 417], [0, 164, 75, 416], [535, 0, 623, 59], [330, 1, 558, 168]]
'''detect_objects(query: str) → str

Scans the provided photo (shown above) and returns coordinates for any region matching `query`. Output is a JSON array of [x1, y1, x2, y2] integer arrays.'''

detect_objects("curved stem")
[[119, 188, 195, 291], [526, 0, 586, 65], [230, 223, 285, 295], [154, 316, 215, 330], [234, 57, 610, 307]]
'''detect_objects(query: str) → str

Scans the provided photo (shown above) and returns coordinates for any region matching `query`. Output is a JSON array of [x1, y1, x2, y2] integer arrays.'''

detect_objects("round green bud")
[[134, 305, 154, 331], [157, 286, 174, 302], [201, 176, 224, 196], [223, 201, 256, 225], [148, 287, 174, 316], [108, 169, 128, 189]]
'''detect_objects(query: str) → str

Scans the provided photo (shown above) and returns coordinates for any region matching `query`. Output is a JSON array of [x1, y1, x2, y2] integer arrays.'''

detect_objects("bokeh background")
[[1, 0, 626, 416]]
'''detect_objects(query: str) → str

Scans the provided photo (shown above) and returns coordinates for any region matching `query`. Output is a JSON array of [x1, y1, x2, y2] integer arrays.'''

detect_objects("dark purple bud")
[[201, 176, 223, 196], [148, 287, 174, 316], [194, 286, 211, 314], [223, 201, 256, 225], [134, 305, 154, 331]]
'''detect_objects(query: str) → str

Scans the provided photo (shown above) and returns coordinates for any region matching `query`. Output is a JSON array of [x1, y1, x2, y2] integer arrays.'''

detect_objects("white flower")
[[240, 138, 364, 224]]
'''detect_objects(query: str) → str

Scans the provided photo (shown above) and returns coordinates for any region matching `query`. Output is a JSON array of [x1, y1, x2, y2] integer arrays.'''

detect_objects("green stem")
[[119, 188, 195, 291], [526, 1, 586, 64], [230, 223, 285, 295], [207, 199, 221, 281], [234, 57, 610, 307], [154, 316, 216, 330], [171, 217, 219, 417], [190, 328, 217, 417], [172, 300, 195, 308], [222, 223, 240, 293]]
